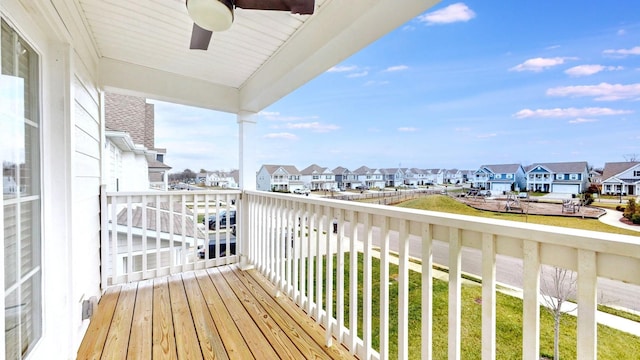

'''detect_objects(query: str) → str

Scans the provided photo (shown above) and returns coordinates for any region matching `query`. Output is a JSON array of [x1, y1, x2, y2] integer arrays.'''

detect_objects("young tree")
[[540, 267, 577, 360]]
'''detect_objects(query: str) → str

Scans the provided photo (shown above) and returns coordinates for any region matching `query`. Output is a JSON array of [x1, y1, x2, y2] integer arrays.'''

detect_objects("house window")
[[570, 174, 578, 180], [506, 174, 513, 179], [634, 171, 640, 177], [2, 20, 42, 359]]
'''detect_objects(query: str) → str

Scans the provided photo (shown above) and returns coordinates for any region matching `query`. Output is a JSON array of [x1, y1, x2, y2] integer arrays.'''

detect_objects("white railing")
[[244, 190, 640, 360], [100, 186, 241, 286]]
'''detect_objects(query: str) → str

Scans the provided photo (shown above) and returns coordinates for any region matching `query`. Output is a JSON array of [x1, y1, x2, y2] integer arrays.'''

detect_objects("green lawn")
[[396, 195, 640, 236], [323, 253, 640, 359]]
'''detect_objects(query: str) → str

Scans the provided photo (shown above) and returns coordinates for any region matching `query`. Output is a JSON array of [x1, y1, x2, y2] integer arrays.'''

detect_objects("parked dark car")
[[204, 209, 236, 230], [198, 236, 236, 259]]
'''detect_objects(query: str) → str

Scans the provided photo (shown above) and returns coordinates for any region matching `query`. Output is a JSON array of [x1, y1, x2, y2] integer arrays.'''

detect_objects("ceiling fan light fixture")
[[187, 0, 234, 32]]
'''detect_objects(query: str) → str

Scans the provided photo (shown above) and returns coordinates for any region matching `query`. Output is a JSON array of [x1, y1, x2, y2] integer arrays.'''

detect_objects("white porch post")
[[238, 111, 257, 191], [238, 111, 257, 269]]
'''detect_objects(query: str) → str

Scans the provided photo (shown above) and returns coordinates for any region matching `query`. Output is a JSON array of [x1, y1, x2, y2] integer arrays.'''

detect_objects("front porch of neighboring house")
[[83, 188, 640, 359]]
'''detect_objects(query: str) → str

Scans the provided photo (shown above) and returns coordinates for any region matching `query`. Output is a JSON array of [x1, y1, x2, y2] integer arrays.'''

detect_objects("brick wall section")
[[105, 93, 148, 147], [145, 103, 155, 149]]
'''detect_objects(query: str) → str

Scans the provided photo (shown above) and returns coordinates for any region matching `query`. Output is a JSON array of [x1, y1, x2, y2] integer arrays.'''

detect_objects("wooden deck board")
[[152, 277, 177, 359], [77, 285, 121, 360], [129, 279, 154, 359], [168, 273, 203, 360], [234, 267, 354, 360], [182, 271, 229, 360], [207, 268, 281, 359], [78, 265, 357, 360]]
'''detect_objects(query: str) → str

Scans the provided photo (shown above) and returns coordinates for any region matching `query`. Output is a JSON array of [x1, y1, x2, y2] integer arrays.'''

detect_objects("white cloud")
[[546, 82, 640, 101], [261, 112, 319, 122], [564, 64, 623, 77], [363, 80, 389, 86], [263, 133, 298, 140], [476, 133, 497, 139], [617, 29, 626, 36], [418, 3, 476, 25], [514, 107, 632, 119], [603, 46, 640, 57], [327, 65, 358, 73], [568, 118, 598, 124], [347, 71, 369, 78], [259, 111, 280, 117], [398, 127, 419, 132], [455, 127, 471, 132], [509, 57, 576, 72], [284, 122, 340, 133], [384, 65, 409, 72]]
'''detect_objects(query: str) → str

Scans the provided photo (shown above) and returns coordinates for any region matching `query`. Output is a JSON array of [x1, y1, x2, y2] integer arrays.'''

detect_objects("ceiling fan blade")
[[190, 23, 213, 50], [235, 0, 315, 14]]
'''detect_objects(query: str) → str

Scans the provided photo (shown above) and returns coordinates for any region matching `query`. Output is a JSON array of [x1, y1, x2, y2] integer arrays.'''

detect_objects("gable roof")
[[300, 164, 330, 175], [526, 161, 588, 174], [479, 164, 522, 174], [602, 162, 640, 181], [353, 166, 372, 175], [261, 164, 301, 175]]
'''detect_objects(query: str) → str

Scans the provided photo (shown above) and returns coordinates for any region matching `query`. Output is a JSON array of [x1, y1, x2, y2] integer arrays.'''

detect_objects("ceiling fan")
[[186, 0, 316, 50]]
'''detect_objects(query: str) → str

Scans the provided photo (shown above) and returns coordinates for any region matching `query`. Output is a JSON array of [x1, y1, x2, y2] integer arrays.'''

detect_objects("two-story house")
[[256, 165, 303, 192], [333, 166, 360, 190], [474, 164, 527, 193], [379, 168, 405, 187], [601, 162, 640, 196], [525, 161, 589, 194], [352, 166, 385, 189], [424, 168, 445, 185], [300, 164, 336, 191]]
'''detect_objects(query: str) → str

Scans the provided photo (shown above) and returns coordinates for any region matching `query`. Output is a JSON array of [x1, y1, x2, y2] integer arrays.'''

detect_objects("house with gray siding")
[[525, 161, 589, 194]]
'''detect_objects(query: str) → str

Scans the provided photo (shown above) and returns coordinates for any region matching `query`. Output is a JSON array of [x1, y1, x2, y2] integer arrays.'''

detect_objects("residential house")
[[379, 168, 405, 187], [256, 165, 303, 192], [601, 162, 640, 196], [205, 170, 240, 188], [404, 168, 429, 186], [332, 166, 360, 190], [525, 161, 589, 194], [352, 166, 385, 189], [109, 202, 206, 276], [300, 164, 336, 190], [105, 93, 172, 190], [2, 2, 636, 360], [424, 168, 445, 185], [104, 129, 156, 192], [474, 164, 527, 193]]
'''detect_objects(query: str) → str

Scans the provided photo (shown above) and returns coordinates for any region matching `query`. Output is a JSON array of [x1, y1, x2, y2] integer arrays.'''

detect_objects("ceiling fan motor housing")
[[187, 0, 234, 32]]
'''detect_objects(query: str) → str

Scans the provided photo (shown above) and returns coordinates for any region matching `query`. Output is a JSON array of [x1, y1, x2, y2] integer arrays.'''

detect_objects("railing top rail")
[[105, 189, 242, 197]]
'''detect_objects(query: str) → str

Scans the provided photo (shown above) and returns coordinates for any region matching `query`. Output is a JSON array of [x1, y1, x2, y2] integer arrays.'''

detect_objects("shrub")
[[632, 214, 640, 225], [582, 193, 594, 205], [624, 199, 637, 220], [616, 205, 625, 212]]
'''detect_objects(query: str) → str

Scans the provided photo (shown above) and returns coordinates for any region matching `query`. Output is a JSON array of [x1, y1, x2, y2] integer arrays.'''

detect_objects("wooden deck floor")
[[77, 265, 355, 359]]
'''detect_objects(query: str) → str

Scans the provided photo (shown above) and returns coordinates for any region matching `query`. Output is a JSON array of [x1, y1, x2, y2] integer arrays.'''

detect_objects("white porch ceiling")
[[75, 0, 441, 113]]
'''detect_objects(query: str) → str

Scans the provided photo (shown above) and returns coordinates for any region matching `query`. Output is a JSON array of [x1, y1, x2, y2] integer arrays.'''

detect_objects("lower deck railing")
[[243, 190, 640, 360], [100, 187, 640, 359]]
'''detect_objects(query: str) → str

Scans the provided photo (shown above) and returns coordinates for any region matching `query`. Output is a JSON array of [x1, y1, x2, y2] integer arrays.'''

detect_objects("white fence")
[[243, 190, 640, 360], [101, 187, 640, 359], [100, 186, 241, 285]]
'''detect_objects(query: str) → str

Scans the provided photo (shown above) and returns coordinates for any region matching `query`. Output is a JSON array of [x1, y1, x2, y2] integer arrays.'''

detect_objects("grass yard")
[[321, 253, 640, 359], [396, 195, 640, 236]]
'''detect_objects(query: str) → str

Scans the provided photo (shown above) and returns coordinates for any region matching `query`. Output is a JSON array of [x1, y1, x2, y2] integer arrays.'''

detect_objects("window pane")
[[4, 203, 17, 289], [2, 19, 41, 360]]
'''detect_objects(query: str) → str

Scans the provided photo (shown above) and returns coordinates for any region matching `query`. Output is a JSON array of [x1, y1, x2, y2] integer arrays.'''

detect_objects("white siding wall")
[[70, 63, 102, 352], [1, 1, 104, 358]]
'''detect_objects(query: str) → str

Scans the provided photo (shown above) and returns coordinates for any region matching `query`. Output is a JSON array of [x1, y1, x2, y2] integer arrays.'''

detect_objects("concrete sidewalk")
[[597, 209, 640, 232]]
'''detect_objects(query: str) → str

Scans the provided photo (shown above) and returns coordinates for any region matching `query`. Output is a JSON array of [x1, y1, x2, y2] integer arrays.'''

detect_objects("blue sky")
[[153, 0, 640, 173]]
